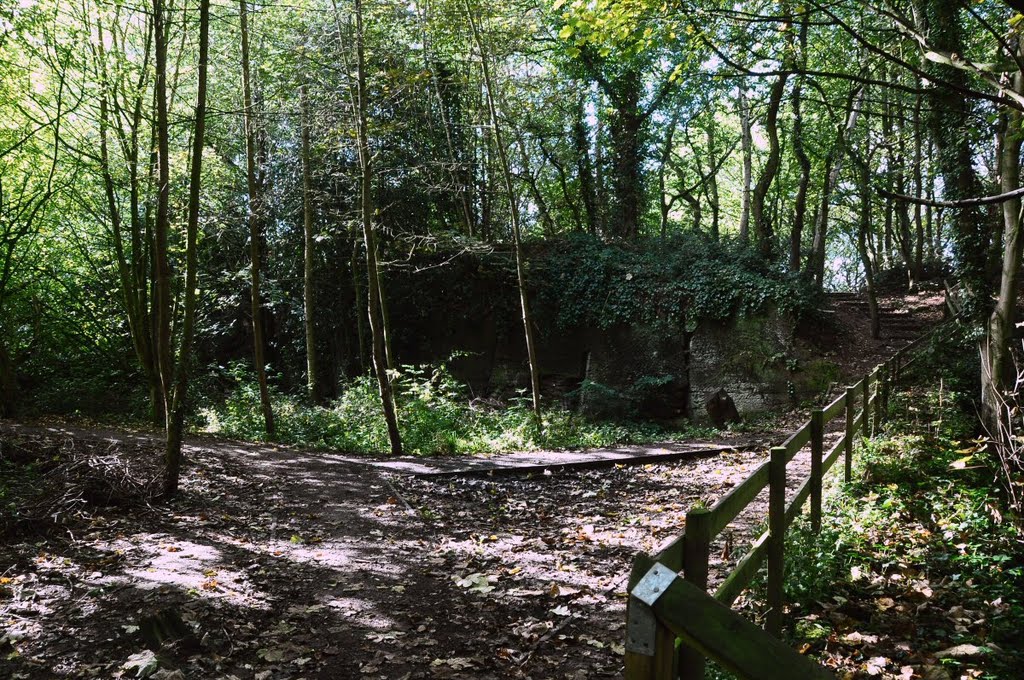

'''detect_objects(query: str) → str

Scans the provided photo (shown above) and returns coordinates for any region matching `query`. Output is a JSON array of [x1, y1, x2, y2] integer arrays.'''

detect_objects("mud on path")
[[0, 419, 834, 680]]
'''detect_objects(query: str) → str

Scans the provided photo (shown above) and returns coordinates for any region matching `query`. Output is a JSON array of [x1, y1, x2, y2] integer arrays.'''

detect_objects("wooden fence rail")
[[624, 315, 950, 680]]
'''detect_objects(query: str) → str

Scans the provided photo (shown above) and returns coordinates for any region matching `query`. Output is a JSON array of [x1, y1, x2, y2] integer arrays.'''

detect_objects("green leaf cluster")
[[533, 233, 818, 331]]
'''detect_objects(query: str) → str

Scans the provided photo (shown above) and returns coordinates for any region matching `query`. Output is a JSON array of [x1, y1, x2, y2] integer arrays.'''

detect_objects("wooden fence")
[[623, 323, 946, 680]]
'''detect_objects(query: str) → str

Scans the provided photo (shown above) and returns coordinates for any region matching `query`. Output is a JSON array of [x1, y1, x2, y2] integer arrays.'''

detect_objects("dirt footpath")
[[1, 421, 807, 679]]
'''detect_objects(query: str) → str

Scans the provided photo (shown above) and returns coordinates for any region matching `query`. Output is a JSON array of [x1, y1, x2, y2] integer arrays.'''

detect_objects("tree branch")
[[878, 185, 1024, 208]]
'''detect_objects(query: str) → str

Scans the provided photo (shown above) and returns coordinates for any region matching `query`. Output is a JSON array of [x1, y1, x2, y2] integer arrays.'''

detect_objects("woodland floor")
[[0, 289, 952, 679]]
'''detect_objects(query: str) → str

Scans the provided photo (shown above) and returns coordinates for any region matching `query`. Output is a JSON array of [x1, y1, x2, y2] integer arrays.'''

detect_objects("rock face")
[[386, 301, 836, 422], [704, 389, 742, 428], [363, 255, 836, 422], [688, 313, 795, 418]]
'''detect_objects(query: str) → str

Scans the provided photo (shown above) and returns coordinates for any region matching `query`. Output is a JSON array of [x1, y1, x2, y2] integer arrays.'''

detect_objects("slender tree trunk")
[[157, 0, 210, 497], [466, 0, 542, 426], [515, 131, 555, 235], [153, 0, 173, 432], [595, 96, 607, 235], [737, 88, 752, 243], [420, 0, 474, 235], [810, 86, 864, 287], [572, 92, 598, 234], [751, 74, 788, 260], [300, 84, 321, 403], [983, 45, 1024, 435], [352, 0, 402, 454], [95, 17, 161, 422], [856, 160, 881, 339], [790, 77, 811, 272], [658, 111, 679, 238], [913, 90, 926, 275], [376, 264, 395, 373], [705, 123, 720, 241], [239, 0, 275, 435], [788, 14, 809, 271], [351, 238, 368, 372], [539, 137, 583, 232], [478, 84, 492, 240]]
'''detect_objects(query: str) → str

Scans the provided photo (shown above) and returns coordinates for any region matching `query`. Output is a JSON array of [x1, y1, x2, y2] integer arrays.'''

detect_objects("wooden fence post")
[[810, 409, 824, 533], [625, 555, 663, 680], [863, 373, 872, 437], [883, 361, 892, 417], [844, 386, 855, 483], [875, 366, 885, 430], [767, 446, 787, 637], [679, 508, 712, 680]]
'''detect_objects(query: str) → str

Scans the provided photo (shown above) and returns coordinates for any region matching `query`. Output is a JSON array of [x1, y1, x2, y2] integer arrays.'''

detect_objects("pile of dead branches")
[[1, 433, 160, 538]]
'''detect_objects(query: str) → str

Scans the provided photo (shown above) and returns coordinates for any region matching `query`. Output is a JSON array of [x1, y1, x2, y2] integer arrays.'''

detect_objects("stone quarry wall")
[[688, 313, 838, 422], [384, 253, 833, 422]]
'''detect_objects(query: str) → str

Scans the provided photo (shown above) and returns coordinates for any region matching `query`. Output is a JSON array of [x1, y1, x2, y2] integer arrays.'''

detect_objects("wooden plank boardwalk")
[[345, 441, 738, 477]]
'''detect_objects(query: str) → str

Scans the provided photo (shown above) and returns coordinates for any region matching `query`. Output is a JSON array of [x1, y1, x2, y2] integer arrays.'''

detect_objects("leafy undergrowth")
[[737, 395, 1024, 679], [200, 363, 716, 455]]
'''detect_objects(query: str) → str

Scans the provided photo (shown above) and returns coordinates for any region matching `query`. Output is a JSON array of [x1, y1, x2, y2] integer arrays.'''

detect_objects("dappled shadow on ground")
[[1, 420, 819, 678]]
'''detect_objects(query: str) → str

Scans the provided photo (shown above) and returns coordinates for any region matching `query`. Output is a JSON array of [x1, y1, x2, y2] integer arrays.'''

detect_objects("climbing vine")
[[532, 233, 818, 331]]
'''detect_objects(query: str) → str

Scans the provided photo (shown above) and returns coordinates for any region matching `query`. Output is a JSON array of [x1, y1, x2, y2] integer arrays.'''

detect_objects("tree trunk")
[[94, 16, 161, 422], [751, 74, 788, 260], [788, 14, 809, 271], [607, 76, 644, 239], [810, 86, 864, 287], [705, 123, 720, 241], [156, 0, 210, 497], [239, 0, 275, 435], [658, 111, 679, 238], [353, 0, 402, 454], [737, 87, 752, 243], [918, 0, 990, 312], [466, 0, 543, 426], [420, 0, 475, 235], [982, 44, 1024, 436], [857, 160, 881, 339], [913, 90, 926, 278], [595, 96, 607, 235], [572, 92, 598, 234], [153, 0, 173, 432], [515, 131, 555, 235], [300, 84, 322, 403], [351, 238, 368, 372], [790, 76, 811, 272], [539, 137, 583, 232]]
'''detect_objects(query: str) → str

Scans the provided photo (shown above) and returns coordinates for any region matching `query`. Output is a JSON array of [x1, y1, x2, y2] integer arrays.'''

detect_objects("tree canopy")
[[3, 0, 1024, 495]]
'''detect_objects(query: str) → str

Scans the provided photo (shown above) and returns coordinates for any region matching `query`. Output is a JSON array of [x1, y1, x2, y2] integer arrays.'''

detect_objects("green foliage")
[[533, 233, 818, 331], [902, 323, 980, 410], [571, 373, 679, 420], [201, 361, 708, 455], [773, 394, 1023, 678], [802, 359, 841, 396]]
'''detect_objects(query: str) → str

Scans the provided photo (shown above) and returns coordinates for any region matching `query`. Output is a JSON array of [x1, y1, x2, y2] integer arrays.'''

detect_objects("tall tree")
[[153, 0, 211, 497], [352, 0, 403, 454], [239, 0, 275, 435], [299, 83, 322, 403], [736, 86, 752, 243], [467, 0, 543, 425]]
